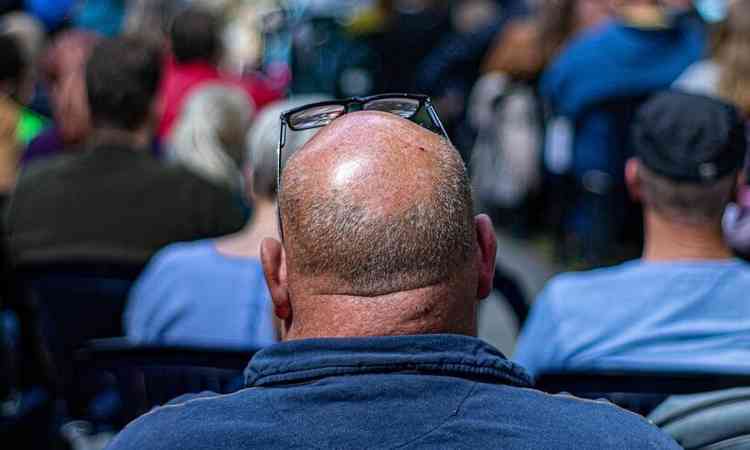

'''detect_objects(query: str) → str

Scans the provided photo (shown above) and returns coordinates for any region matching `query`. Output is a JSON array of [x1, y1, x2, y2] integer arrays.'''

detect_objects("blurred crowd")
[[1, 0, 750, 448]]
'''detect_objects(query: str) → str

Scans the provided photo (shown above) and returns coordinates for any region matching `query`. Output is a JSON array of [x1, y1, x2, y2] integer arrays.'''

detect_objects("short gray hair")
[[281, 137, 476, 295]]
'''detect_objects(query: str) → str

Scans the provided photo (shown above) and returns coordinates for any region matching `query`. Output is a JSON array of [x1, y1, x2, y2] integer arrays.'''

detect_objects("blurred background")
[[1, 0, 742, 448]]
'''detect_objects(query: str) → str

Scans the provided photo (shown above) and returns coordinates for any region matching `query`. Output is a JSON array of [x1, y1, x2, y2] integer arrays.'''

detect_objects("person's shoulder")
[[549, 20, 618, 65], [17, 151, 83, 183], [160, 163, 236, 198], [542, 391, 680, 448], [145, 240, 217, 273], [11, 152, 85, 201], [467, 383, 679, 448], [542, 261, 642, 301], [106, 388, 269, 450], [725, 259, 750, 279], [502, 387, 680, 449]]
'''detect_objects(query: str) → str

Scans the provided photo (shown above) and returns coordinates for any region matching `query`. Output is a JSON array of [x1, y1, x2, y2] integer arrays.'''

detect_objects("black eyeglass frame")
[[275, 93, 451, 241]]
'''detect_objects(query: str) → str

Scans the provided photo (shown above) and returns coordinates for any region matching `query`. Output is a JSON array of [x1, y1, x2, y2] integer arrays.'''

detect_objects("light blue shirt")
[[514, 259, 750, 377], [125, 240, 277, 349]]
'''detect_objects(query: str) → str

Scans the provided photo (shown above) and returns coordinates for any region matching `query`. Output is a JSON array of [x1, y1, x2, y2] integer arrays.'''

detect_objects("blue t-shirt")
[[125, 240, 277, 349], [514, 259, 750, 377]]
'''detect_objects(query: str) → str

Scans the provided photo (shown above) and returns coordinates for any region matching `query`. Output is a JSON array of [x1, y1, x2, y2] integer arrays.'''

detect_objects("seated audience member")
[[157, 6, 281, 139], [515, 91, 750, 377], [124, 97, 323, 349], [541, 0, 705, 263], [108, 109, 679, 450], [674, 0, 749, 106], [673, 0, 750, 255], [23, 31, 99, 166], [122, 0, 186, 47], [167, 84, 254, 193], [4, 37, 245, 265], [0, 33, 35, 200], [0, 12, 45, 72]]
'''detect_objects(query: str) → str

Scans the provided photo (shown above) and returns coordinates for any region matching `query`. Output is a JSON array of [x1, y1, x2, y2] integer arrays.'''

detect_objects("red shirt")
[[157, 59, 286, 139]]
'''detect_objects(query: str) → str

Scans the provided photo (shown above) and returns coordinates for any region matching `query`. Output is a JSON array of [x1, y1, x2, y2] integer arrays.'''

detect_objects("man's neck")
[[215, 198, 278, 259], [642, 210, 734, 262], [90, 126, 151, 150], [282, 282, 478, 341]]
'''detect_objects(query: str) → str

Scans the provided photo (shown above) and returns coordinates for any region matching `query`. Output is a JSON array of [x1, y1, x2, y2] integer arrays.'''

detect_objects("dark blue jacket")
[[107, 334, 679, 450]]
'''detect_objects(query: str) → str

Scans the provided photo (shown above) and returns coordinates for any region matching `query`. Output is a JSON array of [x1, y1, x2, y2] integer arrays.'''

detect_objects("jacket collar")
[[245, 334, 532, 388]]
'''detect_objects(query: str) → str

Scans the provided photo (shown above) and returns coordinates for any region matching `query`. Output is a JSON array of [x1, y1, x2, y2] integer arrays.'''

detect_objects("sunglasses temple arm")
[[277, 119, 287, 241], [426, 102, 452, 146]]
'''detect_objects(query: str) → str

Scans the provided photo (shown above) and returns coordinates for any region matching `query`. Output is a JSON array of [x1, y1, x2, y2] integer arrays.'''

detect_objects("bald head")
[[279, 111, 475, 296]]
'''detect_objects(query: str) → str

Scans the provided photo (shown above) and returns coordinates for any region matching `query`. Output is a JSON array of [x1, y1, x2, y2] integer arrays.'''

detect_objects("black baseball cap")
[[631, 90, 747, 183]]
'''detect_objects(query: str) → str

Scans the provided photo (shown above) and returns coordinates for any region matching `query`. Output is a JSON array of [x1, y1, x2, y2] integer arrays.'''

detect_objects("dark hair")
[[639, 164, 737, 225], [85, 37, 162, 131], [170, 7, 221, 64], [0, 33, 27, 92]]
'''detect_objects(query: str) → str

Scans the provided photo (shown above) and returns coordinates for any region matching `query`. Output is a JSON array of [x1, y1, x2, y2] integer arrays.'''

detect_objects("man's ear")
[[474, 214, 497, 300], [260, 238, 291, 327], [625, 158, 641, 202]]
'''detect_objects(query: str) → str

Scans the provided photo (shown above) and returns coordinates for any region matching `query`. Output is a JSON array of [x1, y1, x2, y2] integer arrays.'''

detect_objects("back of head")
[[280, 111, 475, 297], [43, 30, 100, 86], [86, 37, 162, 131], [631, 90, 746, 224], [168, 84, 254, 189], [170, 7, 221, 64], [0, 12, 45, 65], [0, 33, 27, 99], [246, 95, 331, 201], [124, 0, 186, 47], [43, 30, 99, 143]]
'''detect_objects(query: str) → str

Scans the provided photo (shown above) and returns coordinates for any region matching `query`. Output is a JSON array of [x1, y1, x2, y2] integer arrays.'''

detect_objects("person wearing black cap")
[[514, 91, 750, 378]]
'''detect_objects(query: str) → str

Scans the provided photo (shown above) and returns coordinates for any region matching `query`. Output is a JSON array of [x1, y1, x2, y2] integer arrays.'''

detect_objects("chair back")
[[648, 388, 750, 450], [15, 261, 145, 357], [75, 338, 257, 425], [14, 261, 145, 416], [536, 371, 750, 417]]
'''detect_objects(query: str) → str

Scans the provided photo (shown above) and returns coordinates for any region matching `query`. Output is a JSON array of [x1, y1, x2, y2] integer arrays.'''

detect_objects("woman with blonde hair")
[[675, 0, 750, 256], [167, 83, 254, 192], [676, 0, 750, 115], [126, 95, 326, 349]]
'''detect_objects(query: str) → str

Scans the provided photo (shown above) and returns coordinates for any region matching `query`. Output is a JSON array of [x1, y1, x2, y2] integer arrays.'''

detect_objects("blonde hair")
[[168, 84, 254, 191], [716, 0, 750, 116]]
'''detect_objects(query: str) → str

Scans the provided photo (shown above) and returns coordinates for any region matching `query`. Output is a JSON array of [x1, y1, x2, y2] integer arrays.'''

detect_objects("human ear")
[[260, 238, 291, 328], [625, 158, 641, 202], [474, 214, 497, 300]]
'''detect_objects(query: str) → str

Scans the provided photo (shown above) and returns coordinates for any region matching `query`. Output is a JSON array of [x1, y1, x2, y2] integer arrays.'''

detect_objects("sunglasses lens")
[[288, 104, 346, 130], [364, 98, 421, 119]]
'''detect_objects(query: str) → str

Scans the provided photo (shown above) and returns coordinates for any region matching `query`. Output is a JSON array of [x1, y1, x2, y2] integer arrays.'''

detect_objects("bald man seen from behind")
[[107, 111, 679, 450]]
